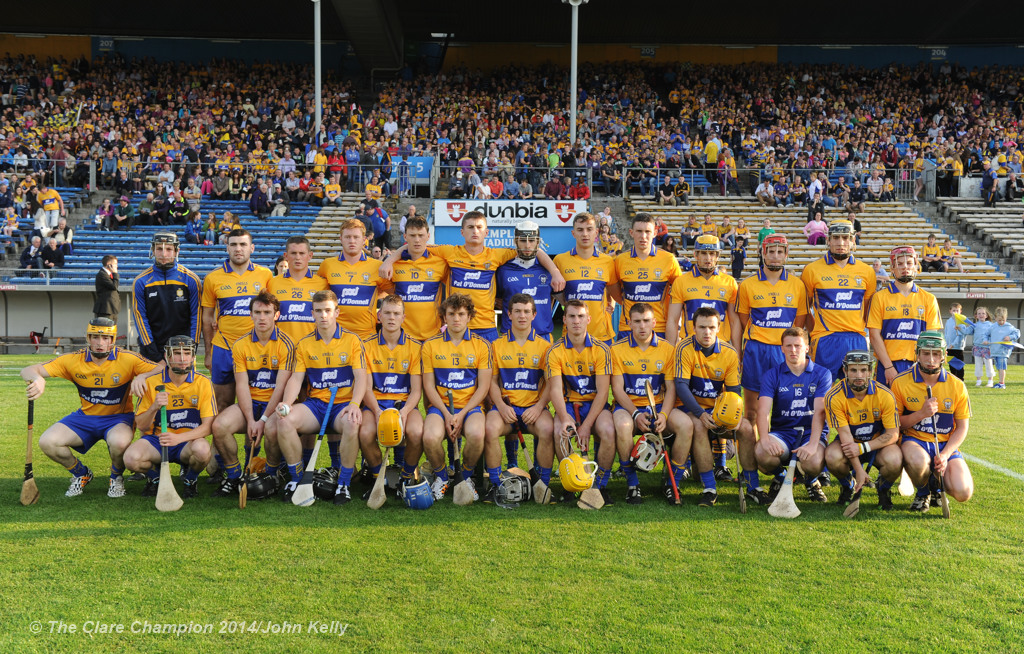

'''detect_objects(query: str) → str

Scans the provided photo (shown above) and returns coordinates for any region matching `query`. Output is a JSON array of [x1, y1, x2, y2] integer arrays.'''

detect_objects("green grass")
[[1, 355, 1022, 653]]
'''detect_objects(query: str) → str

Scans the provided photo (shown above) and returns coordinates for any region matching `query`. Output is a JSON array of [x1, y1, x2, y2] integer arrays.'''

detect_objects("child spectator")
[[985, 307, 1020, 389], [959, 306, 995, 387]]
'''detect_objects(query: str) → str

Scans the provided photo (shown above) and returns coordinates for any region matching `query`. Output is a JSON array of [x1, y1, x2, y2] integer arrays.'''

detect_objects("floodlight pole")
[[564, 0, 588, 148], [313, 0, 322, 145]]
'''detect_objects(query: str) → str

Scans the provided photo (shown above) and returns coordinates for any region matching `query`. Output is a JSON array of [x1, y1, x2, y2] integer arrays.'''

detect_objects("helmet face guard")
[[514, 220, 541, 261], [843, 350, 875, 391], [86, 318, 117, 359], [631, 434, 664, 472], [916, 330, 946, 374], [402, 479, 434, 510], [164, 335, 196, 375], [889, 246, 917, 283], [558, 453, 598, 492], [761, 234, 789, 271], [495, 470, 532, 508]]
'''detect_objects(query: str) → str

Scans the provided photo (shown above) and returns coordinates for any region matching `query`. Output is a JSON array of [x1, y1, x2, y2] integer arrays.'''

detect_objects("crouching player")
[[485, 293, 554, 502], [668, 307, 755, 507], [273, 290, 367, 504], [124, 336, 216, 499], [359, 294, 424, 498], [421, 294, 493, 500], [611, 302, 677, 505], [755, 327, 833, 503], [824, 351, 902, 511], [891, 331, 974, 512], [546, 300, 615, 504], [21, 318, 160, 498], [210, 291, 295, 497]]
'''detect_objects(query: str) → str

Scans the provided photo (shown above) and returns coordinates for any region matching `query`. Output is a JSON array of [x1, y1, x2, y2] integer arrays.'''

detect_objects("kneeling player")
[[124, 336, 216, 499], [210, 291, 294, 497], [824, 351, 902, 511], [891, 330, 974, 512], [485, 293, 554, 502], [755, 327, 833, 502], [611, 302, 677, 505], [273, 290, 367, 504], [21, 318, 160, 498], [421, 294, 493, 501], [668, 307, 756, 507], [546, 300, 616, 504], [358, 294, 425, 499]]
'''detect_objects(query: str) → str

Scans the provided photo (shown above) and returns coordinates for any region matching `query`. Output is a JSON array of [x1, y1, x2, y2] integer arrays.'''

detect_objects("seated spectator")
[[921, 233, 946, 272], [322, 175, 343, 208], [137, 192, 156, 225], [1006, 172, 1024, 202], [184, 212, 204, 244], [271, 182, 290, 216], [790, 177, 807, 205], [866, 171, 884, 201], [673, 176, 690, 206], [700, 214, 717, 235], [681, 215, 700, 248], [654, 216, 669, 246], [488, 175, 504, 199], [219, 212, 236, 244], [831, 176, 850, 207], [182, 178, 202, 212], [568, 177, 590, 201], [717, 216, 736, 250], [503, 177, 521, 199], [543, 175, 566, 200], [2, 206, 17, 238], [806, 192, 827, 222], [203, 214, 218, 245], [872, 259, 890, 290], [307, 174, 326, 206], [773, 177, 791, 206], [41, 237, 64, 270], [151, 190, 170, 226], [662, 236, 679, 255], [598, 206, 617, 234], [48, 216, 73, 255], [940, 237, 965, 273], [20, 235, 43, 270], [803, 212, 827, 245], [520, 180, 534, 199], [107, 196, 134, 231], [755, 179, 776, 206], [846, 179, 867, 213], [96, 198, 114, 229], [880, 177, 895, 201], [168, 192, 191, 225]]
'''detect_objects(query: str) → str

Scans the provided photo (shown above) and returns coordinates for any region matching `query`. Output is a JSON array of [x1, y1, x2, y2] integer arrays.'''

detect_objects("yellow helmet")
[[86, 317, 117, 339], [712, 391, 743, 432], [377, 408, 403, 447], [558, 453, 598, 493]]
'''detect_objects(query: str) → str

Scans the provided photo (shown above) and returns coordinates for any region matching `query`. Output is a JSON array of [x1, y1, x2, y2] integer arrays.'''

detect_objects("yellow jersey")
[[545, 334, 611, 404], [673, 336, 740, 410], [867, 282, 942, 363], [553, 247, 618, 342], [362, 330, 422, 403], [922, 243, 941, 260], [137, 368, 217, 436], [267, 269, 330, 343], [890, 366, 971, 444], [611, 333, 676, 406], [201, 260, 274, 346], [421, 329, 493, 409], [614, 245, 683, 334], [491, 329, 551, 407], [800, 253, 876, 340], [670, 268, 739, 343], [293, 326, 366, 404], [824, 378, 898, 442], [428, 244, 516, 333], [230, 328, 296, 403], [736, 268, 807, 345], [316, 253, 388, 339], [42, 348, 158, 416], [389, 249, 448, 341]]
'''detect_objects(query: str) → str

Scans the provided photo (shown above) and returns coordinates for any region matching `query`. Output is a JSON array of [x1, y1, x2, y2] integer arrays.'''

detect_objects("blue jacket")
[[959, 319, 993, 350], [987, 322, 1021, 358], [944, 316, 966, 350]]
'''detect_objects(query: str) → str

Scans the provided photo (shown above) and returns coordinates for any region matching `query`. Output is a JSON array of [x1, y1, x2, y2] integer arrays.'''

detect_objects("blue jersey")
[[759, 360, 832, 438], [496, 258, 555, 336]]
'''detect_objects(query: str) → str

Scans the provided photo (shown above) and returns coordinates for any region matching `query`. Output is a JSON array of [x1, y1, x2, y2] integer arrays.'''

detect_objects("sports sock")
[[287, 464, 301, 483], [338, 465, 355, 486], [265, 461, 279, 478], [370, 463, 382, 478], [302, 448, 314, 467], [434, 464, 449, 483], [214, 453, 225, 470], [110, 464, 124, 480], [699, 469, 716, 491], [877, 477, 894, 491], [224, 461, 242, 480], [145, 468, 159, 482], [685, 455, 692, 469], [840, 474, 854, 490], [742, 469, 760, 491], [621, 460, 639, 487], [182, 467, 200, 483], [461, 465, 474, 482], [505, 439, 519, 468], [328, 441, 341, 469], [487, 466, 501, 484], [595, 466, 611, 489], [915, 485, 929, 498], [402, 461, 417, 480], [538, 465, 552, 485], [393, 445, 406, 468], [712, 438, 727, 467], [673, 458, 688, 486], [67, 458, 89, 478]]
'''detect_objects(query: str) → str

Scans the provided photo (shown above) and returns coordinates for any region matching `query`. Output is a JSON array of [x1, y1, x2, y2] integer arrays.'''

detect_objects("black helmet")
[[313, 467, 340, 500], [246, 472, 278, 500]]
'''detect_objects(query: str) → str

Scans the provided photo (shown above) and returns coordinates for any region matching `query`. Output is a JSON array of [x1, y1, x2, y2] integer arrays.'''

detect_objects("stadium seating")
[[937, 198, 1024, 263]]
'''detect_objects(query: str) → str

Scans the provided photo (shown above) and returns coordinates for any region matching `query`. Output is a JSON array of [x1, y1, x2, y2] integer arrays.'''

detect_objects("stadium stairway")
[[306, 192, 369, 267], [936, 198, 1024, 273]]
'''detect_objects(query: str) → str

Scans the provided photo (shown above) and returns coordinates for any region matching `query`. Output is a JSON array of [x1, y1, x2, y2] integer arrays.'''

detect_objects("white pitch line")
[[962, 454, 1024, 483]]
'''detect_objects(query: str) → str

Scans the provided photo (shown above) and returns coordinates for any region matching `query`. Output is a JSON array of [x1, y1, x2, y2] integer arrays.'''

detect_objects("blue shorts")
[[210, 338, 234, 385], [903, 436, 963, 461], [993, 356, 1008, 371], [812, 332, 868, 380], [768, 428, 828, 453], [877, 359, 913, 383], [426, 405, 483, 420], [372, 399, 405, 411], [489, 404, 532, 434], [251, 400, 268, 421], [141, 434, 188, 465], [302, 396, 348, 432], [474, 328, 500, 342], [568, 401, 611, 423], [742, 340, 784, 393], [58, 410, 134, 454]]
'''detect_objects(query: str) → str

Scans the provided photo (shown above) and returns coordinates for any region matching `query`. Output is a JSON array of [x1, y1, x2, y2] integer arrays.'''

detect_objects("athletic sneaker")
[[181, 479, 198, 499], [464, 477, 480, 501], [679, 466, 692, 483], [714, 465, 735, 482], [910, 494, 931, 512], [359, 466, 373, 487], [975, 379, 983, 387], [818, 471, 832, 487], [126, 471, 146, 482], [626, 485, 643, 505], [107, 476, 126, 498], [928, 476, 943, 506], [837, 484, 854, 505], [430, 476, 449, 500], [697, 489, 718, 507], [280, 481, 297, 503], [878, 486, 894, 511], [663, 485, 678, 504], [141, 478, 159, 497], [805, 480, 827, 503], [332, 484, 352, 506], [599, 488, 615, 506], [482, 485, 497, 505], [745, 487, 771, 505], [767, 477, 784, 502], [986, 379, 994, 388], [205, 467, 225, 486], [212, 477, 241, 498], [65, 469, 93, 497], [994, 383, 1006, 389]]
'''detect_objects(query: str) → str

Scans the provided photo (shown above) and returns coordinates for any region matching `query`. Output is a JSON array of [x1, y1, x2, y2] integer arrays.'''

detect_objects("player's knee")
[[824, 445, 845, 470]]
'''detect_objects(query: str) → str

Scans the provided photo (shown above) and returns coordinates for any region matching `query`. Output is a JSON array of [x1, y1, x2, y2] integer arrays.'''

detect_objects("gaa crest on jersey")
[[714, 368, 723, 378], [809, 384, 817, 395], [785, 294, 793, 305], [362, 273, 370, 282], [111, 374, 121, 385], [340, 353, 348, 364], [656, 361, 663, 372], [177, 288, 184, 297], [719, 289, 727, 299], [532, 355, 540, 366], [944, 399, 952, 410], [190, 395, 198, 406], [467, 355, 475, 366]]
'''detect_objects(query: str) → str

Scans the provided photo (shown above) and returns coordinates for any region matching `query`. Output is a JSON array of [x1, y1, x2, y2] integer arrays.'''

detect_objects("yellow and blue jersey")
[[421, 329, 493, 409], [42, 347, 158, 415], [800, 254, 876, 340], [316, 253, 388, 339], [614, 245, 683, 334], [491, 329, 551, 407], [673, 337, 740, 410], [230, 328, 296, 403], [201, 260, 274, 345], [670, 268, 739, 343], [554, 248, 618, 343], [736, 268, 807, 344], [389, 249, 448, 341], [137, 368, 217, 436], [428, 244, 516, 333], [824, 379, 898, 442], [922, 243, 941, 260], [268, 269, 329, 344], [545, 334, 611, 403], [362, 330, 422, 402], [890, 365, 971, 444], [867, 282, 942, 363], [293, 326, 366, 404], [611, 333, 676, 406]]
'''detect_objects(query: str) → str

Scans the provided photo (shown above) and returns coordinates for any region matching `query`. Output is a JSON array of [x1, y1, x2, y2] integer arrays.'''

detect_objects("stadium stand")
[[938, 198, 1024, 263]]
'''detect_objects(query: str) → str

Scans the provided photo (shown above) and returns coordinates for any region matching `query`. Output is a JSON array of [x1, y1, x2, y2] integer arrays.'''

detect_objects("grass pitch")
[[0, 354, 1022, 653]]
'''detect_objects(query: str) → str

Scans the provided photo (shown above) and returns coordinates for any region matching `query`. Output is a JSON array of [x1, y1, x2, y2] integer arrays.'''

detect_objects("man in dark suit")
[[94, 254, 120, 324]]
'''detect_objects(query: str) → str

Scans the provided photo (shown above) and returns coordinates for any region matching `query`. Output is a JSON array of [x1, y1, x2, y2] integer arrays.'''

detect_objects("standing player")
[[21, 318, 160, 498], [273, 290, 368, 504], [388, 215, 448, 342], [553, 212, 618, 345], [868, 246, 942, 385], [358, 295, 424, 496], [420, 294, 493, 500], [201, 228, 273, 411], [268, 236, 329, 343], [754, 327, 833, 502], [667, 307, 755, 507], [496, 221, 555, 339], [890, 331, 974, 512], [124, 336, 216, 499], [665, 235, 740, 349], [316, 219, 390, 339], [546, 300, 616, 503], [612, 213, 683, 340], [611, 302, 677, 505], [823, 351, 902, 511], [735, 234, 807, 427], [209, 292, 295, 497], [800, 220, 876, 379], [132, 232, 202, 363], [485, 294, 554, 501]]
